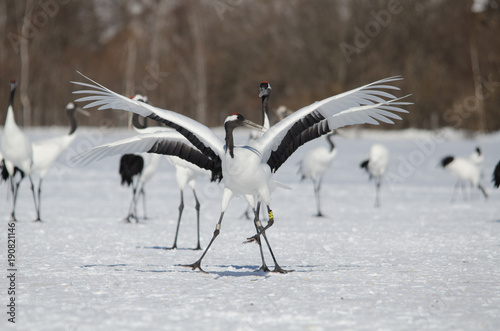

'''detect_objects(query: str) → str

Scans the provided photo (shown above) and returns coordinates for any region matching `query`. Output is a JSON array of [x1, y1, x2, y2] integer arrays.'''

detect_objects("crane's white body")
[[1, 104, 33, 175], [442, 156, 487, 201], [1, 81, 38, 221], [298, 134, 337, 216], [366, 144, 389, 178], [32, 133, 76, 178], [361, 143, 389, 208], [73, 73, 410, 272]]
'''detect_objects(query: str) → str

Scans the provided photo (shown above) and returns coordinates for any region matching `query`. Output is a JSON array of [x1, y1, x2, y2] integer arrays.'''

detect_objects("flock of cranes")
[[1, 75, 498, 273]]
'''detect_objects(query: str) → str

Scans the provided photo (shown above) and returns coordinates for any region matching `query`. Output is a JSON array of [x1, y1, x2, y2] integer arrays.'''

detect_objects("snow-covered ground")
[[1, 126, 499, 330]]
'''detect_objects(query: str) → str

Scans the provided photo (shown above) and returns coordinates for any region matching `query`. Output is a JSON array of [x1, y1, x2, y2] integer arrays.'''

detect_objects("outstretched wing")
[[251, 77, 410, 172], [72, 72, 225, 161], [73, 130, 222, 182]]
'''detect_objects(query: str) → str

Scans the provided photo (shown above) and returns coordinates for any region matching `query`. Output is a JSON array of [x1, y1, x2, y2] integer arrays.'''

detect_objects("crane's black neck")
[[133, 113, 148, 129], [66, 108, 77, 135], [224, 124, 236, 158], [9, 82, 16, 109], [261, 95, 270, 128], [326, 134, 335, 152]]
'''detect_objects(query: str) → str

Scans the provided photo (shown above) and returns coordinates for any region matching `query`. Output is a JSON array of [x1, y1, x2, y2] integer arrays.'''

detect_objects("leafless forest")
[[1, 0, 499, 132]]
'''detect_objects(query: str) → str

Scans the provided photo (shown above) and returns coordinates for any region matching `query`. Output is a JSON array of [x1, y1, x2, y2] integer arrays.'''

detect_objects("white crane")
[[440, 154, 488, 201], [119, 153, 145, 222], [30, 102, 87, 221], [1, 80, 38, 221], [73, 73, 410, 273], [360, 143, 389, 208], [297, 131, 337, 216], [131, 95, 208, 249]]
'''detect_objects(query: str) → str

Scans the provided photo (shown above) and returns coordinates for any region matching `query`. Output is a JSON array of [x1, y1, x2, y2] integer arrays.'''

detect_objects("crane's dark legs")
[[125, 179, 140, 222], [374, 179, 381, 208], [28, 176, 40, 222], [192, 188, 202, 250], [9, 177, 21, 222], [166, 189, 184, 250], [245, 205, 291, 273], [181, 212, 225, 273], [250, 202, 270, 272], [313, 179, 324, 217], [139, 186, 147, 219], [34, 179, 43, 222], [478, 183, 488, 199]]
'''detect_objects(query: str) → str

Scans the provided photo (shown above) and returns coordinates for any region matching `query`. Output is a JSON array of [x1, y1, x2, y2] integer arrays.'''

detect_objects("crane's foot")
[[244, 234, 259, 244], [272, 265, 293, 273], [191, 244, 202, 251], [255, 265, 270, 272], [33, 218, 42, 223], [180, 260, 207, 273], [315, 212, 324, 217]]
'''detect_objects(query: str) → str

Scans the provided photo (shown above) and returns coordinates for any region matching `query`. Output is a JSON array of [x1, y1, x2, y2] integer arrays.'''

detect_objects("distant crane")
[[73, 73, 410, 273], [119, 153, 144, 222], [360, 144, 389, 208], [0, 80, 37, 221], [297, 131, 336, 216], [30, 102, 88, 221], [492, 160, 500, 188], [130, 95, 208, 249], [440, 152, 488, 201]]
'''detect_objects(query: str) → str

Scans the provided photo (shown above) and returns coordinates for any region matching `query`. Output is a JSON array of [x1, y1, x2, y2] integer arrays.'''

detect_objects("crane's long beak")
[[259, 87, 271, 98], [243, 119, 267, 132], [77, 107, 91, 117]]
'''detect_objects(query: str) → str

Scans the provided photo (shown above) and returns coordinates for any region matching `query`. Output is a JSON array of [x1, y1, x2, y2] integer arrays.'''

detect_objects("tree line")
[[1, 0, 499, 132]]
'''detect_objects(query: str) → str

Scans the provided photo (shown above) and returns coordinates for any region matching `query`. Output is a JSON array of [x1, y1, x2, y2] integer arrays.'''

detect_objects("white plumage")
[[298, 132, 337, 216], [1, 80, 37, 221], [360, 144, 389, 208], [440, 154, 487, 201], [73, 73, 410, 273], [31, 102, 87, 221]]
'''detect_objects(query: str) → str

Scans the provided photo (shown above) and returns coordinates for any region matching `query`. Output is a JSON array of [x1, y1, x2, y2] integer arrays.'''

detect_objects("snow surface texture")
[[1, 127, 499, 330]]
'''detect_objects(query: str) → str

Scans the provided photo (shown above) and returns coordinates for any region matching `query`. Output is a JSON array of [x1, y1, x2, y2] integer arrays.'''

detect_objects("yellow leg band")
[[268, 211, 274, 220]]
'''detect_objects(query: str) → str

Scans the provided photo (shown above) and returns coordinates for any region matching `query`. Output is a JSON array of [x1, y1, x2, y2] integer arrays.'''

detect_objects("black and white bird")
[[492, 160, 500, 188], [0, 80, 38, 221], [30, 102, 88, 222], [73, 73, 410, 273], [360, 144, 389, 208], [119, 153, 145, 222], [297, 131, 337, 216], [440, 153, 488, 201]]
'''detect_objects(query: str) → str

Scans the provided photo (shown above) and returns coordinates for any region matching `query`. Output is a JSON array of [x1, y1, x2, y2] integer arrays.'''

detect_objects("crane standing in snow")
[[360, 144, 389, 208], [297, 131, 337, 216]]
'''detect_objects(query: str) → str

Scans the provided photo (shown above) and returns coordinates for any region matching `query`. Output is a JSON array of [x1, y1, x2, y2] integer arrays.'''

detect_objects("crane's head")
[[224, 113, 266, 133], [66, 102, 90, 117], [131, 94, 149, 104], [259, 81, 272, 98], [9, 80, 17, 92]]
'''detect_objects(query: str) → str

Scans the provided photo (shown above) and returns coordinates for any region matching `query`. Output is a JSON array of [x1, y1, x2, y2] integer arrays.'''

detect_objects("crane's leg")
[[245, 205, 292, 273], [249, 201, 270, 272], [125, 180, 139, 223], [9, 177, 20, 222], [34, 179, 42, 222], [374, 178, 381, 208], [181, 189, 233, 273], [314, 178, 324, 217], [139, 186, 147, 220], [478, 183, 488, 199], [28, 176, 39, 221], [180, 211, 224, 273], [192, 188, 202, 250], [166, 189, 184, 250]]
